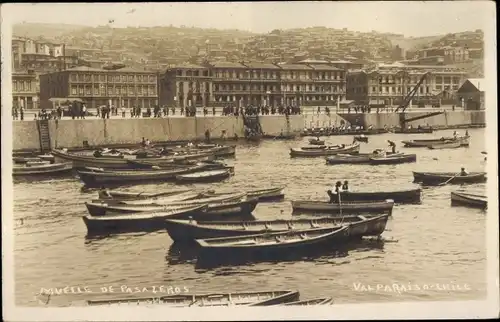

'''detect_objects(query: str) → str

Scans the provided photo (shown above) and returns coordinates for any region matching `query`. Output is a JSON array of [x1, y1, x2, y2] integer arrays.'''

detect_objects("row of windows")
[[176, 70, 210, 77], [177, 81, 211, 92], [70, 73, 157, 83], [213, 71, 279, 79], [349, 75, 463, 85], [70, 85, 157, 96], [212, 95, 339, 102], [13, 80, 33, 92], [281, 71, 344, 81], [363, 84, 460, 94], [212, 83, 344, 93]]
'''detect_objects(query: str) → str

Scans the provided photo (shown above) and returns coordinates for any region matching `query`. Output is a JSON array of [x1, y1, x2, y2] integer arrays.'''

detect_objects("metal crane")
[[394, 72, 431, 113]]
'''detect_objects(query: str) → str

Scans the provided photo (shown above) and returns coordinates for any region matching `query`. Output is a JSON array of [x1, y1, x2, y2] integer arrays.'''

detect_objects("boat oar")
[[439, 172, 461, 186]]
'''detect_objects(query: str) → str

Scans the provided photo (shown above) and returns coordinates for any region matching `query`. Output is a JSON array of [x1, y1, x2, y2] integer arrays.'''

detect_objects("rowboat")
[[127, 155, 216, 168], [282, 298, 333, 306], [451, 191, 487, 209], [175, 169, 232, 183], [290, 142, 360, 157], [97, 188, 192, 200], [325, 152, 402, 165], [94, 191, 203, 206], [12, 162, 73, 176], [76, 165, 210, 187], [369, 154, 417, 165], [412, 171, 487, 185], [168, 145, 236, 158], [195, 226, 350, 254], [82, 204, 208, 234], [165, 214, 389, 242], [203, 186, 285, 202], [86, 290, 299, 307], [394, 128, 433, 134], [326, 188, 421, 204], [291, 199, 394, 215], [85, 193, 249, 217], [354, 136, 368, 143], [428, 141, 462, 149], [402, 136, 469, 148], [262, 134, 297, 140], [308, 138, 325, 145]]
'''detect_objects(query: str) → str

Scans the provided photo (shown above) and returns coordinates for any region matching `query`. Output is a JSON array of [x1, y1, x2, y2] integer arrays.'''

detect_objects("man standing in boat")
[[342, 181, 349, 192], [460, 167, 468, 176], [387, 140, 396, 154]]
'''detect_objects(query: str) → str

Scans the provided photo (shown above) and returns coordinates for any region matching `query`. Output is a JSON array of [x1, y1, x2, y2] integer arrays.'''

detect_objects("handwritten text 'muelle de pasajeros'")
[[39, 285, 190, 296]]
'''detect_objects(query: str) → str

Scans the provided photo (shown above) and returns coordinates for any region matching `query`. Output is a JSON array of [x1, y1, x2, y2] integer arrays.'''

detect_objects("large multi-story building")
[[159, 60, 348, 107], [417, 46, 470, 64], [346, 63, 468, 106], [39, 66, 158, 110], [12, 70, 39, 109]]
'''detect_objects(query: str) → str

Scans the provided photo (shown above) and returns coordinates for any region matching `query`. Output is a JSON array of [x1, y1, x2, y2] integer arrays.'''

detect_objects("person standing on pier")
[[212, 106, 216, 116], [387, 140, 396, 154], [81, 104, 87, 119], [20, 106, 24, 121]]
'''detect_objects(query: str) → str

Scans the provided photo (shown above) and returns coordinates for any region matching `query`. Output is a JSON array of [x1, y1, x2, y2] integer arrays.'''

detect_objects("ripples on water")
[[12, 129, 487, 306]]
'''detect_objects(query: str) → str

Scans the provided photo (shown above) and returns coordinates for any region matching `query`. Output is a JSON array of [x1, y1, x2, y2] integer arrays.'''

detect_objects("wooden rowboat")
[[369, 154, 417, 165], [413, 171, 487, 185], [175, 169, 232, 183], [196, 225, 350, 254], [402, 136, 469, 148], [451, 191, 487, 209], [77, 165, 209, 187], [204, 186, 285, 202], [326, 188, 421, 204], [291, 199, 394, 215], [394, 128, 433, 134], [94, 191, 203, 206], [98, 188, 192, 200], [290, 143, 360, 157], [325, 152, 402, 165], [354, 136, 368, 143], [13, 162, 73, 176], [308, 138, 325, 145], [86, 290, 299, 307], [428, 141, 462, 149], [283, 297, 333, 305], [165, 214, 390, 242], [82, 204, 208, 234]]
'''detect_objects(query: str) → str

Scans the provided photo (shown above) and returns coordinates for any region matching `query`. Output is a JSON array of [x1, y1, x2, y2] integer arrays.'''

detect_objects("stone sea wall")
[[13, 115, 304, 151]]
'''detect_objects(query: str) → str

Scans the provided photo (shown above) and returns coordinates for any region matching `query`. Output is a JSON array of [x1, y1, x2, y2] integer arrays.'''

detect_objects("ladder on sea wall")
[[36, 119, 51, 153]]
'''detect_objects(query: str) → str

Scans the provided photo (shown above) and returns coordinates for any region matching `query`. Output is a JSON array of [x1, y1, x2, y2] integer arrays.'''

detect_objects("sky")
[[1, 2, 495, 37]]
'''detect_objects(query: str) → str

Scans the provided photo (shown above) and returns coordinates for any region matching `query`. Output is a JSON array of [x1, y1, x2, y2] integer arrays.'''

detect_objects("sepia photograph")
[[1, 1, 498, 320]]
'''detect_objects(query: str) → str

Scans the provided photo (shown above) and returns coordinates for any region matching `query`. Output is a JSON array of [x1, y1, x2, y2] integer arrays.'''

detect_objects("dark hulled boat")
[[326, 188, 421, 204], [165, 214, 390, 242], [97, 188, 192, 200], [175, 169, 233, 183], [354, 135, 368, 143], [308, 138, 325, 145], [394, 128, 433, 134], [451, 191, 487, 209], [369, 154, 417, 165], [290, 142, 360, 157], [291, 199, 394, 215], [76, 165, 210, 187], [82, 204, 208, 234], [413, 171, 487, 185], [402, 136, 469, 148], [428, 141, 462, 149], [86, 290, 299, 307], [325, 152, 402, 165]]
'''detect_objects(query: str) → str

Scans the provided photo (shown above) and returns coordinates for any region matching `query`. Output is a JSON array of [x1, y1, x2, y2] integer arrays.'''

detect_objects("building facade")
[[417, 46, 470, 64], [39, 66, 158, 110], [346, 63, 467, 106], [12, 70, 39, 109], [159, 61, 347, 108]]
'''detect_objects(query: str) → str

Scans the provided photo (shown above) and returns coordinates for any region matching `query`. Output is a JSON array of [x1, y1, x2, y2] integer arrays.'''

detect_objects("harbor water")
[[13, 128, 487, 306]]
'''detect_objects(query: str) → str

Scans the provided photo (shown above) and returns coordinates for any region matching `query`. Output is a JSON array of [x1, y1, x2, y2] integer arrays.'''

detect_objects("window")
[[372, 86, 376, 92], [93, 74, 99, 82], [138, 86, 143, 95], [85, 74, 91, 82], [122, 75, 127, 83], [19, 81, 25, 91], [108, 86, 113, 95], [79, 87, 84, 95], [100, 74, 105, 82], [94, 86, 99, 95], [85, 86, 91, 95], [100, 85, 106, 95], [71, 73, 77, 82], [13, 81, 18, 92], [26, 81, 32, 92]]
